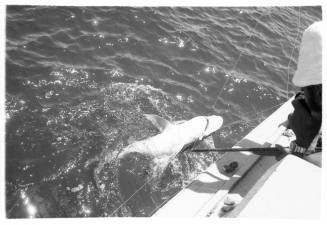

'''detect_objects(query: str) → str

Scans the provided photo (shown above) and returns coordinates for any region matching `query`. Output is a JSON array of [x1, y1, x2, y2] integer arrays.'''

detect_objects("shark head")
[[180, 115, 223, 141], [202, 115, 224, 137]]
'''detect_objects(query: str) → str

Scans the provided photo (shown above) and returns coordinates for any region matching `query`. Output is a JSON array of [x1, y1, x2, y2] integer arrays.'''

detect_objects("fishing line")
[[109, 137, 202, 216], [112, 103, 284, 216], [148, 101, 284, 216], [109, 173, 153, 216], [152, 8, 302, 216], [220, 101, 285, 130], [201, 8, 303, 215], [148, 137, 211, 216], [111, 8, 302, 217], [213, 9, 272, 108], [214, 7, 302, 133], [149, 184, 182, 216], [286, 7, 301, 99]]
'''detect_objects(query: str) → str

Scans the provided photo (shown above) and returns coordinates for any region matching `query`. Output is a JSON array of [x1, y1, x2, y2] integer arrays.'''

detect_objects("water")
[[6, 6, 321, 217]]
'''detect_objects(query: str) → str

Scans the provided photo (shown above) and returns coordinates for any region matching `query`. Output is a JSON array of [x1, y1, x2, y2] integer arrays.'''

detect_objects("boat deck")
[[153, 98, 321, 218]]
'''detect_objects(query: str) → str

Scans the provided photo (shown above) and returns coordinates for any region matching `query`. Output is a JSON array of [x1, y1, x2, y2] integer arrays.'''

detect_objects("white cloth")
[[292, 21, 323, 87]]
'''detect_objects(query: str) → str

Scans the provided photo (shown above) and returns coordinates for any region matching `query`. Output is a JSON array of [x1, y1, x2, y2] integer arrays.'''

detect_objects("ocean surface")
[[6, 6, 321, 217]]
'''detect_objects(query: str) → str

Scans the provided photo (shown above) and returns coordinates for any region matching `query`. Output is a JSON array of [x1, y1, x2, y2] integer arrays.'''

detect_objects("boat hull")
[[153, 98, 321, 218]]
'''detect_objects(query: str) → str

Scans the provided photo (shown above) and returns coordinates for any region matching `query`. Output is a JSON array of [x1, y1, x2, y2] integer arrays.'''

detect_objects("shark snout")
[[203, 115, 223, 136]]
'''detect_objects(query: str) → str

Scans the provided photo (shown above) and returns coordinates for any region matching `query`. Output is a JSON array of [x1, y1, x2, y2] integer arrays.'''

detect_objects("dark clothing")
[[288, 92, 322, 149]]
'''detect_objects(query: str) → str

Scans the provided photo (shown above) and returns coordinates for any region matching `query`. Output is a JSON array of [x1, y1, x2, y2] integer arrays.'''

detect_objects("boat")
[[152, 98, 321, 218]]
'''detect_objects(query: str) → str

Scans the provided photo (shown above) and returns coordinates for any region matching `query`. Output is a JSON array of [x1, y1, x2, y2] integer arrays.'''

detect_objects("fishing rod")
[[190, 147, 322, 156]]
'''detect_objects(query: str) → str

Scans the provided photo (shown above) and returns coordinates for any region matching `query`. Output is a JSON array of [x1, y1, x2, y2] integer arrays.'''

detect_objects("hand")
[[275, 144, 289, 161], [274, 133, 292, 154], [275, 144, 291, 154], [278, 120, 289, 129]]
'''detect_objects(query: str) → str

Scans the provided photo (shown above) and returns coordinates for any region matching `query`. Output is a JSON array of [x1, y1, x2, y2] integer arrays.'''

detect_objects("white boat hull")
[[153, 98, 321, 218]]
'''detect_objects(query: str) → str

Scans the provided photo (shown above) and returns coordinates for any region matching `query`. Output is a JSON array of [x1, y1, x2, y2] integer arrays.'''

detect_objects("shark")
[[118, 114, 223, 168], [116, 114, 223, 215]]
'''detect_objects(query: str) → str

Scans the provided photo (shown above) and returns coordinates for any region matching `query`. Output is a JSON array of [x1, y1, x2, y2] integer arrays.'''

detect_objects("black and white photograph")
[[3, 1, 324, 220]]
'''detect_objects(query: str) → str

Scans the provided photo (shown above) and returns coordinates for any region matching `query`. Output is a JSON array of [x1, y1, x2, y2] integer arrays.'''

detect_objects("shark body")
[[118, 114, 223, 159], [117, 114, 223, 215]]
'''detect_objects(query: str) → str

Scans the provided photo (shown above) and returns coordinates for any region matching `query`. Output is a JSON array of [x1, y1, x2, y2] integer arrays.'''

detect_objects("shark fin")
[[144, 114, 172, 132]]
